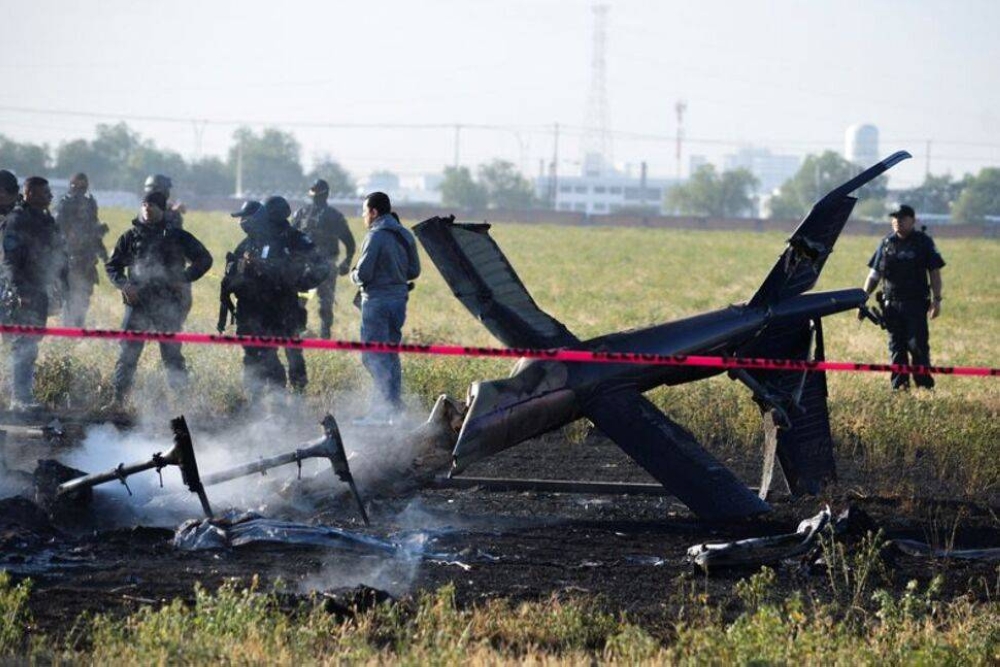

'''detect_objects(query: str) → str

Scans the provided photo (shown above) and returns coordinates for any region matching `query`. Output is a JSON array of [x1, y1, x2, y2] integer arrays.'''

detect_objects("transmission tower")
[[583, 4, 611, 176]]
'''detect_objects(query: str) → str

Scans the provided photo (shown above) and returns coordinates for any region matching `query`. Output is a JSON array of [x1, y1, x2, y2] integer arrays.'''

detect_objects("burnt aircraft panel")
[[742, 319, 836, 497], [581, 388, 771, 520], [750, 150, 910, 308], [413, 216, 579, 349]]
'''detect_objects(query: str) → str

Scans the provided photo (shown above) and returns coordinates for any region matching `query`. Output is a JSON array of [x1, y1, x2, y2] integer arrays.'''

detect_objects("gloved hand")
[[337, 260, 350, 276]]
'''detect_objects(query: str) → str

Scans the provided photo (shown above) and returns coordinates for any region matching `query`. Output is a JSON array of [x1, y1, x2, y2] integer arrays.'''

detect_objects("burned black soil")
[[2, 417, 999, 639]]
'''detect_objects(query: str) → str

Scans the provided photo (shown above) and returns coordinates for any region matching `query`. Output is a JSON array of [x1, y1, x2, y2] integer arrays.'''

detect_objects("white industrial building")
[[536, 155, 678, 215], [722, 147, 801, 195]]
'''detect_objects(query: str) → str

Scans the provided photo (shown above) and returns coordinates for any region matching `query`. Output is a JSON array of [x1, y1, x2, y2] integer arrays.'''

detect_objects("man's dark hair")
[[364, 191, 391, 216], [23, 176, 49, 192], [0, 170, 17, 194]]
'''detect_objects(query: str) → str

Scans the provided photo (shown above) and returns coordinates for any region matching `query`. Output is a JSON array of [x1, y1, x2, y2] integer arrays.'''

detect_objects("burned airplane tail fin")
[[413, 216, 580, 349], [749, 151, 910, 309]]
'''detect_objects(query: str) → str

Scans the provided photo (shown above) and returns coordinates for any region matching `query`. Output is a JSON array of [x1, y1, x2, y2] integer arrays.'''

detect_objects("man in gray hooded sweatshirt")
[[350, 192, 420, 425]]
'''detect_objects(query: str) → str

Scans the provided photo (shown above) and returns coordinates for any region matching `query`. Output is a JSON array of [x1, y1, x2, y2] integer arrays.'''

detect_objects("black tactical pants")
[[315, 268, 337, 339], [284, 348, 307, 392], [112, 304, 188, 399], [242, 346, 287, 399], [883, 298, 934, 390], [62, 265, 97, 327]]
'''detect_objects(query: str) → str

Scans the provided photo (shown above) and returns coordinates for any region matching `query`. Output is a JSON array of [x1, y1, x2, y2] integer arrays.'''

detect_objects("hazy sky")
[[3, 0, 998, 187]]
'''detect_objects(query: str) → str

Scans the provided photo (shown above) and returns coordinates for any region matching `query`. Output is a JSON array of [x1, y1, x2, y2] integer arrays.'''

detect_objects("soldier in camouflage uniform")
[[143, 174, 192, 324], [143, 174, 184, 229], [104, 191, 212, 410], [55, 173, 108, 326], [291, 179, 355, 339]]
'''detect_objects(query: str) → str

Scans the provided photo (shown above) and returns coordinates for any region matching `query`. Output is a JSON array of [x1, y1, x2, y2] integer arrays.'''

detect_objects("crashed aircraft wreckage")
[[413, 151, 911, 521], [56, 414, 368, 524]]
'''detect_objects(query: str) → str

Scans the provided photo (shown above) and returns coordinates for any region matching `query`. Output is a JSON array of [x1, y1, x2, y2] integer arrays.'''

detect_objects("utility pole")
[[640, 160, 648, 209], [925, 139, 932, 177], [549, 122, 560, 209], [191, 120, 206, 161], [234, 139, 244, 198], [675, 100, 686, 179], [453, 124, 462, 168]]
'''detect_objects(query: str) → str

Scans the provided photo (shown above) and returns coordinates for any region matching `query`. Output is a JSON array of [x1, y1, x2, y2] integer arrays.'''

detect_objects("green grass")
[[5, 567, 999, 664], [5, 209, 999, 496]]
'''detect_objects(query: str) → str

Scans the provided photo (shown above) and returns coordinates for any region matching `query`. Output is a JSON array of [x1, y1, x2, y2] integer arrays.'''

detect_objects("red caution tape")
[[1, 323, 997, 378]]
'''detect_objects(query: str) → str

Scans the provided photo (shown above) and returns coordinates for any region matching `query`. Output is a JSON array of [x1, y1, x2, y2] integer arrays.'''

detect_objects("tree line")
[[2, 125, 997, 222], [667, 150, 1000, 224], [0, 123, 355, 198]]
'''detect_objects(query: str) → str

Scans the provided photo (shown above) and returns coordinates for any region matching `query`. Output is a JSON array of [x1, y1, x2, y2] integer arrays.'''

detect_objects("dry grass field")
[[2, 208, 998, 663]]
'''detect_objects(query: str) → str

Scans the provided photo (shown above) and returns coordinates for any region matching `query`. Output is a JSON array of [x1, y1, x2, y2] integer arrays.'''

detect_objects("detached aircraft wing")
[[413, 216, 579, 349]]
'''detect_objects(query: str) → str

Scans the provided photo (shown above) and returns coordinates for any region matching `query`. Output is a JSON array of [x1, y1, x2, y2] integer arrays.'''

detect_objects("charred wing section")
[[582, 388, 770, 520], [749, 151, 910, 308], [413, 216, 579, 349]]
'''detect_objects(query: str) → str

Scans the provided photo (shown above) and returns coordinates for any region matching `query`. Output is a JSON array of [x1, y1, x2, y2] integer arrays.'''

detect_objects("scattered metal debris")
[[435, 476, 676, 496], [53, 414, 369, 525], [173, 511, 474, 567], [56, 416, 213, 518], [33, 459, 91, 511], [686, 506, 832, 573], [202, 414, 369, 526], [887, 539, 1000, 562]]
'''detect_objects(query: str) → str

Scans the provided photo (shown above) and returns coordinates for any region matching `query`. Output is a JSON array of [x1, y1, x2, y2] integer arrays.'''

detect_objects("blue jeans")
[[5, 304, 47, 403], [360, 295, 407, 414]]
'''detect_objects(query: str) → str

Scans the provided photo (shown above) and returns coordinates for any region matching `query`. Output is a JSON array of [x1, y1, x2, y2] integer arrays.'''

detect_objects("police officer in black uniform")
[[104, 191, 212, 410], [863, 204, 945, 390], [291, 179, 355, 339], [221, 196, 329, 401], [1, 176, 68, 410], [56, 172, 108, 326]]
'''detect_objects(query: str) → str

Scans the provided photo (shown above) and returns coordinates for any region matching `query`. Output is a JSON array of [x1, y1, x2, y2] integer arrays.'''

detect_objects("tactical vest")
[[878, 232, 933, 301], [295, 204, 343, 256]]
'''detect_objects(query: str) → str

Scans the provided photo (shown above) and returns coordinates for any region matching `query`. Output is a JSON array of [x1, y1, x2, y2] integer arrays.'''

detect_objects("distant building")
[[722, 147, 800, 195], [536, 156, 677, 215], [845, 124, 879, 166], [360, 171, 442, 205]]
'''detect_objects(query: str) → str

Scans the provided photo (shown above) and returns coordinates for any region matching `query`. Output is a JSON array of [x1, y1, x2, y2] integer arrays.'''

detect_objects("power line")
[[3, 104, 999, 154]]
